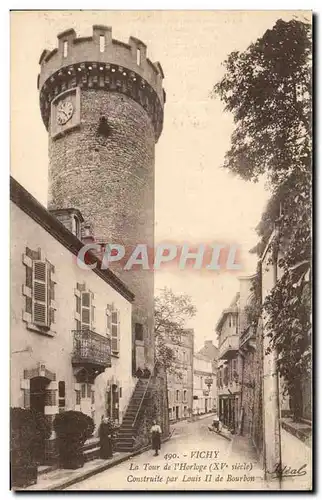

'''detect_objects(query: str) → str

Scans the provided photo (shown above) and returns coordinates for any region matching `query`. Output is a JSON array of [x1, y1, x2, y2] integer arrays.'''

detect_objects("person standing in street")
[[150, 420, 162, 456], [212, 411, 221, 432], [99, 416, 114, 459]]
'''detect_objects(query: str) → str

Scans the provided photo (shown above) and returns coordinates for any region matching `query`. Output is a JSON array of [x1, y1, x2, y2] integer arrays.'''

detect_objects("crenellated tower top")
[[38, 25, 166, 140]]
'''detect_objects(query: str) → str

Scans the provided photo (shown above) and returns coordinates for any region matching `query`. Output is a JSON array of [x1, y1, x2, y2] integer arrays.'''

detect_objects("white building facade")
[[193, 353, 217, 415], [10, 178, 136, 463]]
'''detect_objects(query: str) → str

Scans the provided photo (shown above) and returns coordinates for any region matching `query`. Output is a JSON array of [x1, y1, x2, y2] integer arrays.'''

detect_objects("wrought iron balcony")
[[72, 329, 111, 374], [218, 334, 239, 360]]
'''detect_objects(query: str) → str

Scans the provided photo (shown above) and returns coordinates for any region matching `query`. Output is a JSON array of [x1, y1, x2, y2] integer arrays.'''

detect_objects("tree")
[[213, 18, 312, 409], [154, 287, 196, 374]]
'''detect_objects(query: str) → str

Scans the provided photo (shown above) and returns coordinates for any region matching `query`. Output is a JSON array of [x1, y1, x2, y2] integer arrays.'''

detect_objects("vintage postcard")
[[10, 10, 312, 491]]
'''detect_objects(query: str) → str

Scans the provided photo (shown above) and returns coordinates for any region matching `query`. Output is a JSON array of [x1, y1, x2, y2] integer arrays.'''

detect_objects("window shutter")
[[81, 292, 91, 329], [32, 261, 48, 327], [106, 305, 112, 334], [111, 309, 120, 354], [76, 296, 81, 314]]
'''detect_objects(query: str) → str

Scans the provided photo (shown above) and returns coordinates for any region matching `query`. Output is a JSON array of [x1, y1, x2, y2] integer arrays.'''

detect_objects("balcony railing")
[[72, 329, 111, 369], [239, 326, 256, 349], [219, 334, 239, 360], [218, 380, 240, 396]]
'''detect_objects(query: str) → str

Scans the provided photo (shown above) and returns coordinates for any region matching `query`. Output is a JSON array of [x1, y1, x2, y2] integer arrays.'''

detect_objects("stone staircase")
[[115, 378, 150, 452], [83, 437, 100, 462]]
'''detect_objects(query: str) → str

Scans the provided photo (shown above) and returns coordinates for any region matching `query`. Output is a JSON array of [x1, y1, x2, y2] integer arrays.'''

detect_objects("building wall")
[[167, 330, 194, 421], [193, 356, 217, 415], [11, 201, 135, 432], [217, 306, 240, 430], [218, 312, 238, 345], [197, 340, 218, 361], [217, 356, 241, 429]]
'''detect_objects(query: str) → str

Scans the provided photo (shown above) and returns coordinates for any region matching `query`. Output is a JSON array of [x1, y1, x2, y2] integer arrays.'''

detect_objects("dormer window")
[[49, 208, 84, 239]]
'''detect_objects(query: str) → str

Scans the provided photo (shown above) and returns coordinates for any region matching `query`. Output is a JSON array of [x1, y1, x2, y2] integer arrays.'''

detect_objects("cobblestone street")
[[65, 415, 266, 491]]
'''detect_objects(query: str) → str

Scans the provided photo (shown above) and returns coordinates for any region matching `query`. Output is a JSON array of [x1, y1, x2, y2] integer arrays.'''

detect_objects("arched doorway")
[[30, 376, 50, 463]]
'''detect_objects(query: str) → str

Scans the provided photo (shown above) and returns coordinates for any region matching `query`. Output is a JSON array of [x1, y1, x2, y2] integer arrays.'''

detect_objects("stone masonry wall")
[[48, 89, 155, 366]]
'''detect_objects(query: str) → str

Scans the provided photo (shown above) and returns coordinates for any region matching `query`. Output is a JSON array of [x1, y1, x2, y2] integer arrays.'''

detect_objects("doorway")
[[30, 376, 50, 464], [175, 406, 179, 420], [106, 384, 120, 423]]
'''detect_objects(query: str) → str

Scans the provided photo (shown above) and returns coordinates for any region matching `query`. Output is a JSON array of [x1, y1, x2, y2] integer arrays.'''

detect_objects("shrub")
[[54, 411, 94, 469], [30, 409, 52, 464], [10, 407, 38, 487]]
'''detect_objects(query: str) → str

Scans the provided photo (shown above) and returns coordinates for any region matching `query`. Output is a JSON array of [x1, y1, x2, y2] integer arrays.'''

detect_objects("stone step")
[[38, 464, 57, 476], [83, 446, 100, 462], [116, 439, 133, 446], [116, 435, 134, 441], [115, 444, 133, 452], [83, 438, 99, 451]]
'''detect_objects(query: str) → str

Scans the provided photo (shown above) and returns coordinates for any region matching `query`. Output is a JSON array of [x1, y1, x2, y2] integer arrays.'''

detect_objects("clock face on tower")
[[56, 100, 74, 125], [51, 87, 80, 139]]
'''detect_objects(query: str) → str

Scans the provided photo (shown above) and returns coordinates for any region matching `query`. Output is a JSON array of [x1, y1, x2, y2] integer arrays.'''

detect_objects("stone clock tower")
[[38, 26, 165, 372]]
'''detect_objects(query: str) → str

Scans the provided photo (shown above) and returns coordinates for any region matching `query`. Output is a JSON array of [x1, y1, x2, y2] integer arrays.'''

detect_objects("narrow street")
[[65, 415, 266, 491]]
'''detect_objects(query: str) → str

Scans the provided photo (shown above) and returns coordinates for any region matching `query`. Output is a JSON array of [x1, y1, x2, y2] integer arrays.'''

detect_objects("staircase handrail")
[[132, 365, 155, 428]]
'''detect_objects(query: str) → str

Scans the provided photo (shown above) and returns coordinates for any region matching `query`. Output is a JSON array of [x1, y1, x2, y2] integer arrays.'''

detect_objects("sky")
[[10, 10, 308, 349]]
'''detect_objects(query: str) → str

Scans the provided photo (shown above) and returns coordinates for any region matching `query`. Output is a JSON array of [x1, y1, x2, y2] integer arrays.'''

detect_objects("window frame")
[[80, 291, 94, 330]]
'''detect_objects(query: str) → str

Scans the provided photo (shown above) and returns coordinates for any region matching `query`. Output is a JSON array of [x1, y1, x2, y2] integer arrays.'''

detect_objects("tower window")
[[63, 41, 68, 58], [135, 323, 143, 341], [136, 48, 141, 66], [97, 116, 110, 137], [99, 35, 105, 53]]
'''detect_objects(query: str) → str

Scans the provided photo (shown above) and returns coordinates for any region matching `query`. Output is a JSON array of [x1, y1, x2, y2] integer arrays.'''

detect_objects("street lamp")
[[205, 376, 213, 391]]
